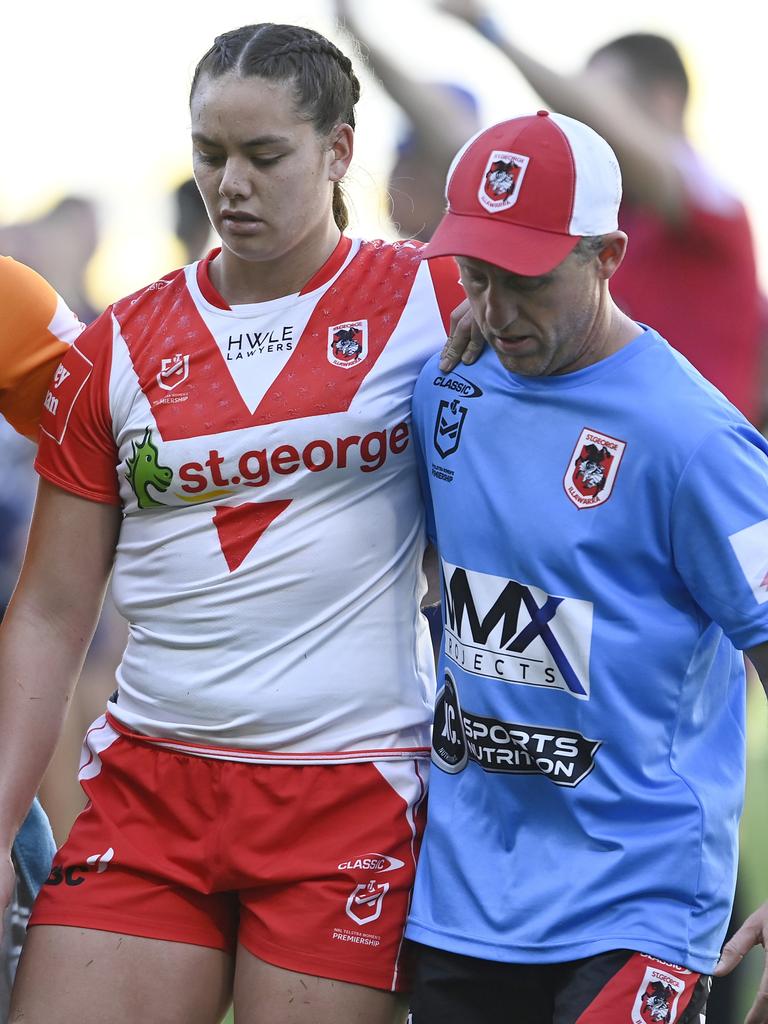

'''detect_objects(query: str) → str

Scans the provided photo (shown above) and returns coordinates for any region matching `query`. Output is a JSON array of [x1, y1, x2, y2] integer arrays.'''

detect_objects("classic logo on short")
[[442, 559, 593, 699], [564, 427, 626, 509], [345, 881, 390, 926], [478, 150, 530, 213], [338, 853, 405, 873], [632, 965, 686, 1024], [327, 320, 368, 369], [434, 398, 468, 458], [157, 352, 190, 391]]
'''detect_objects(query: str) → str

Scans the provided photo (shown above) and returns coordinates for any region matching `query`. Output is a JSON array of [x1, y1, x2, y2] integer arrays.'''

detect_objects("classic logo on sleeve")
[[40, 346, 93, 445], [564, 427, 626, 509], [327, 320, 368, 368], [478, 150, 529, 213], [728, 518, 768, 605]]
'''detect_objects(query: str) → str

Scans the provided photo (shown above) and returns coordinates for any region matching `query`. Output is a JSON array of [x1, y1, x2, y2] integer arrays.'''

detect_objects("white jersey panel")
[[94, 240, 450, 759]]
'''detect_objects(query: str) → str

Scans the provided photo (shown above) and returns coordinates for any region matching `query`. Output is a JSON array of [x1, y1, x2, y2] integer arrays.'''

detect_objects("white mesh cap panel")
[[549, 112, 622, 235]]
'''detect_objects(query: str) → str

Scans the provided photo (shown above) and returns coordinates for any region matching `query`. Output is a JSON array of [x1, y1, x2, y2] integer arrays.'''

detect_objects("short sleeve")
[[0, 257, 84, 439], [35, 309, 121, 505], [671, 422, 768, 649]]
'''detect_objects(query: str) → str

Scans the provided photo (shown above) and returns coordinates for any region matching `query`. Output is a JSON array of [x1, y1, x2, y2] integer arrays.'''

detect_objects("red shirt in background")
[[612, 145, 762, 423]]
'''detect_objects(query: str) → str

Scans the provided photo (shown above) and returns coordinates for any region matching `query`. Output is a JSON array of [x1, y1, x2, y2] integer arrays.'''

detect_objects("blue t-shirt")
[[407, 328, 768, 973]]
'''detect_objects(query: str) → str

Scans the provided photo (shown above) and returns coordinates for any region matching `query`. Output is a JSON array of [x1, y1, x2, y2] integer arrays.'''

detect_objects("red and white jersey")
[[36, 237, 463, 762]]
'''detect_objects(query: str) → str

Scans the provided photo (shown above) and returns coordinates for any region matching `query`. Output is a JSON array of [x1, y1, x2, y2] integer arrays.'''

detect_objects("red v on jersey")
[[115, 242, 422, 442], [213, 500, 292, 572]]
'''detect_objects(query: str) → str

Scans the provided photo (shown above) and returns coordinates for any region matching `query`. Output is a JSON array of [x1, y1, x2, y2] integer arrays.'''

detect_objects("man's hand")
[[439, 299, 486, 371], [714, 899, 768, 1023]]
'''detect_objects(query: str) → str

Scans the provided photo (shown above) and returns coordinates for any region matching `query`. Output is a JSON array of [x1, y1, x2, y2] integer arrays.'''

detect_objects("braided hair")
[[190, 24, 360, 230]]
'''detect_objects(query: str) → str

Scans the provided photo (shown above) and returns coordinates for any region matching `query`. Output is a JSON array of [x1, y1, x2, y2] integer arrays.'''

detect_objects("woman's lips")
[[221, 211, 265, 234]]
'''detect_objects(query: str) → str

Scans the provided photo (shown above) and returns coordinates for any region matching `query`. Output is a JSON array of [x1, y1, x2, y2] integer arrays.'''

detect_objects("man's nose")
[[484, 286, 517, 334]]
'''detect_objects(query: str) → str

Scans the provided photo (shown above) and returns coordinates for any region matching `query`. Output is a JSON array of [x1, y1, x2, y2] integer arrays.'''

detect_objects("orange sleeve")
[[0, 256, 84, 439]]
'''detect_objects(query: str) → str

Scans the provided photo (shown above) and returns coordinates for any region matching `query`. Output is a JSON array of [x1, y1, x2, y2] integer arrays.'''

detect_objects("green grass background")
[[735, 675, 768, 1018]]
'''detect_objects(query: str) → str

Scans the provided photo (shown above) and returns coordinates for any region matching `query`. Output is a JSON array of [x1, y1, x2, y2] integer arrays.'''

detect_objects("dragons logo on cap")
[[478, 150, 529, 213]]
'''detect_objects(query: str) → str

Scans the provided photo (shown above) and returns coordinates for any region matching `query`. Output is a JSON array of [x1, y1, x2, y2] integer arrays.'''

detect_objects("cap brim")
[[423, 211, 580, 276]]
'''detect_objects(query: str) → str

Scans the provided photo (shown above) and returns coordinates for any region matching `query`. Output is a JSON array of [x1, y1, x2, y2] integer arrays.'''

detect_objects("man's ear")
[[597, 231, 628, 279]]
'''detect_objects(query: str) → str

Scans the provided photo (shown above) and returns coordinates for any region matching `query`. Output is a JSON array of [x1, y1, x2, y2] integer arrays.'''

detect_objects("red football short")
[[31, 716, 428, 992]]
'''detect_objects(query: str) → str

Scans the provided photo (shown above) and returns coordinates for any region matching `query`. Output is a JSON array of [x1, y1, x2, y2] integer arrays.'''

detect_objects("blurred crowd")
[[1, 4, 766, 1020]]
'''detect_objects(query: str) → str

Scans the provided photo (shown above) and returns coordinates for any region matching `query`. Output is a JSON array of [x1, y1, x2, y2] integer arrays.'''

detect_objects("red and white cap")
[[423, 110, 622, 275]]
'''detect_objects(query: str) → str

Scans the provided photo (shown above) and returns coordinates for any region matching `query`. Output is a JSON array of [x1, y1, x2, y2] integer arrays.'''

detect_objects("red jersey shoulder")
[[425, 256, 464, 332], [357, 240, 463, 330], [332, 240, 424, 310], [111, 266, 188, 326]]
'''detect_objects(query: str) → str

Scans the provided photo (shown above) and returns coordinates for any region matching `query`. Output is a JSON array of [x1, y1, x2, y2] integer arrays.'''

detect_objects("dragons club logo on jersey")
[[157, 352, 190, 391], [631, 964, 687, 1023], [478, 150, 530, 213], [327, 320, 368, 369], [564, 427, 626, 509]]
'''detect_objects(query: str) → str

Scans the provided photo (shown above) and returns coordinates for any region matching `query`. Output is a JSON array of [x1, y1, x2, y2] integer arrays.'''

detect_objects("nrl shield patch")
[[345, 880, 389, 926], [478, 150, 530, 213], [157, 353, 190, 392], [434, 398, 468, 458], [327, 320, 368, 369], [563, 427, 626, 509]]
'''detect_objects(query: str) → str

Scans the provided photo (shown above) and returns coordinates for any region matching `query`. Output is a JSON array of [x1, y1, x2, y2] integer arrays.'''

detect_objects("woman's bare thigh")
[[10, 926, 234, 1024], [232, 945, 409, 1024]]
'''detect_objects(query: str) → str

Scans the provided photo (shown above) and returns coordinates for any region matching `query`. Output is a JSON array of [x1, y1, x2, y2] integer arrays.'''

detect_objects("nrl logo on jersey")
[[434, 398, 468, 458], [157, 352, 190, 391], [478, 150, 529, 213], [327, 320, 368, 369], [564, 427, 626, 509]]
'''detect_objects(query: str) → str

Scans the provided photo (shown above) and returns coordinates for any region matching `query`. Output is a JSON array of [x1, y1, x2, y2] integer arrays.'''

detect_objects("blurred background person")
[[0, 196, 101, 326], [437, 0, 765, 428], [172, 176, 212, 263], [335, 0, 481, 241]]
